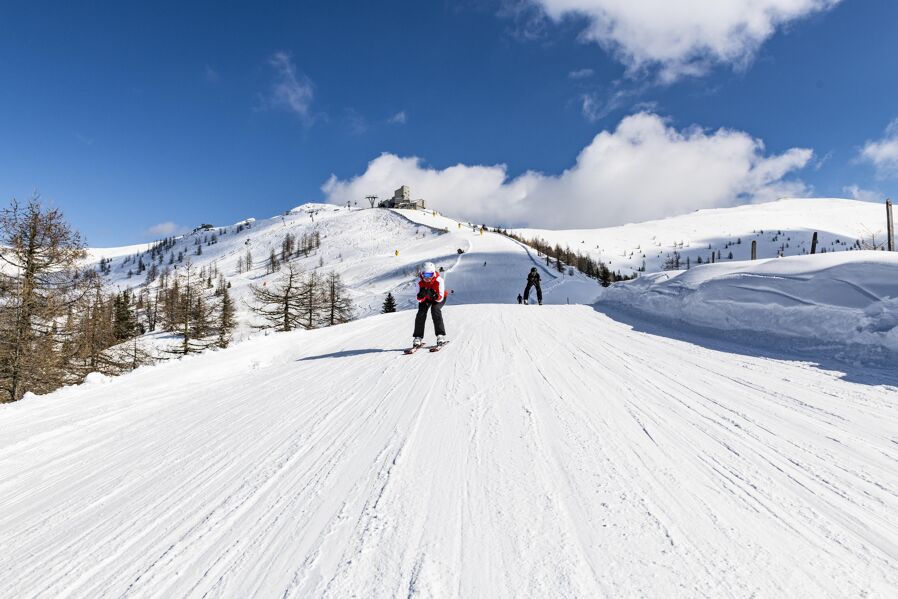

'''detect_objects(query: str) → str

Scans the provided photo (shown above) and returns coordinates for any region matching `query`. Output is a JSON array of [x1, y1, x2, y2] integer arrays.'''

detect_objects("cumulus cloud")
[[568, 68, 594, 79], [322, 112, 813, 229], [524, 0, 841, 81], [146, 222, 187, 237], [264, 51, 315, 123], [860, 119, 898, 178]]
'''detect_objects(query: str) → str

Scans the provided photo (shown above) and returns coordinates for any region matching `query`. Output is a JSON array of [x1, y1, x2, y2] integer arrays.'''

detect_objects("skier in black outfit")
[[523, 267, 542, 305]]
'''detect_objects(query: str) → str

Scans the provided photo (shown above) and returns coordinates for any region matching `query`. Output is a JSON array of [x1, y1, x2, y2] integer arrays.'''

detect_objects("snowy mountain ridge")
[[77, 197, 898, 357], [511, 197, 888, 274]]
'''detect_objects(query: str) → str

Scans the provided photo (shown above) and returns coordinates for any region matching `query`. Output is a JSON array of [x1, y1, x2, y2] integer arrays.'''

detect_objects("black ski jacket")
[[527, 272, 541, 285]]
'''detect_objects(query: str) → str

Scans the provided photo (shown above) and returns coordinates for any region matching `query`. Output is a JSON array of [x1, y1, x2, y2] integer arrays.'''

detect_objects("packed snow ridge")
[[2, 198, 897, 598]]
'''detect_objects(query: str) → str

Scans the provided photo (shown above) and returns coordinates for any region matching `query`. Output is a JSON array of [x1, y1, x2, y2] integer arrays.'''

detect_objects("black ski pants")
[[413, 298, 447, 338], [524, 281, 542, 303]]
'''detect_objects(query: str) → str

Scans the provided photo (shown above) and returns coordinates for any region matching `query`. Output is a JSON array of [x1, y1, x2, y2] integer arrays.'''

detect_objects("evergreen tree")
[[382, 292, 397, 313], [69, 277, 119, 377], [161, 261, 218, 355], [113, 290, 139, 341], [145, 263, 159, 285], [217, 282, 236, 348]]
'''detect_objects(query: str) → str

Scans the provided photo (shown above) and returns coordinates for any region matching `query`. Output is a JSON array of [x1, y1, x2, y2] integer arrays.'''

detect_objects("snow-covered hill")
[[512, 198, 888, 275], [2, 304, 897, 598], [5, 199, 898, 597], [87, 204, 600, 345]]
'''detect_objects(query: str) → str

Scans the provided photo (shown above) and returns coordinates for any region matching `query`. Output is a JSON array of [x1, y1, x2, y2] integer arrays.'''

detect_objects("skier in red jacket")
[[412, 261, 447, 348]]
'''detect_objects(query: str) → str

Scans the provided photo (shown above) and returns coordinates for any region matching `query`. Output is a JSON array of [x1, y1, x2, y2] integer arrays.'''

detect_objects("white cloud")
[[525, 0, 841, 81], [580, 84, 647, 122], [580, 93, 603, 122], [388, 111, 408, 125], [322, 112, 813, 229], [843, 185, 884, 202], [568, 68, 594, 79], [147, 222, 186, 237], [265, 51, 315, 123], [860, 119, 898, 178]]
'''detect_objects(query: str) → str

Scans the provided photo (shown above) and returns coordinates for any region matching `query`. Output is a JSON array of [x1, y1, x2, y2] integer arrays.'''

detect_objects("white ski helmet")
[[422, 262, 437, 276]]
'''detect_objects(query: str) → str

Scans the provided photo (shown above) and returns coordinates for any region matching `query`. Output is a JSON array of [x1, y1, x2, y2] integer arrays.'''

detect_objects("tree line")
[[0, 198, 354, 403], [493, 229, 635, 286], [248, 264, 352, 332]]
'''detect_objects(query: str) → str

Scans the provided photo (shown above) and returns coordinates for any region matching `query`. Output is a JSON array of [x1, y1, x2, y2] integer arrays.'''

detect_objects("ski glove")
[[417, 289, 428, 300]]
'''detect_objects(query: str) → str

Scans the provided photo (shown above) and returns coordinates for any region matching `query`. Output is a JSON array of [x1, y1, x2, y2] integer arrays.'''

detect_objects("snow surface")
[[599, 251, 898, 359], [512, 198, 887, 275], [4, 200, 898, 597], [2, 304, 897, 598]]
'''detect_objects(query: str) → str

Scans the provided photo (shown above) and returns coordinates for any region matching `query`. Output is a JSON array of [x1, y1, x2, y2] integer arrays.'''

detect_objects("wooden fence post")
[[810, 231, 818, 254], [751, 240, 757, 260], [886, 200, 895, 252]]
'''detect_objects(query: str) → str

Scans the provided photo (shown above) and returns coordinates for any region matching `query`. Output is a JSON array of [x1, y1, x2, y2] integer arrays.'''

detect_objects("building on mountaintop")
[[378, 185, 425, 210]]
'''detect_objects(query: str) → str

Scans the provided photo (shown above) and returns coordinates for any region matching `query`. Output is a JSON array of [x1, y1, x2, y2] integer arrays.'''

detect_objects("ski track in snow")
[[2, 303, 898, 598]]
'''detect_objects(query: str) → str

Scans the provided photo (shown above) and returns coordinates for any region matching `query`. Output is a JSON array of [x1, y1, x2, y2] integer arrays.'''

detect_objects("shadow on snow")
[[594, 303, 898, 388], [298, 347, 407, 361]]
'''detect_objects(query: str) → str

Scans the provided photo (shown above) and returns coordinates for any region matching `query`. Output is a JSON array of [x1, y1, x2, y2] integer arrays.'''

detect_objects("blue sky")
[[1, 0, 896, 244]]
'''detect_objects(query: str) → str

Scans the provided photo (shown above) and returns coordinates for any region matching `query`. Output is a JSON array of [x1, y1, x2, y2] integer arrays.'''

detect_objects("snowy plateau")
[[2, 198, 897, 598]]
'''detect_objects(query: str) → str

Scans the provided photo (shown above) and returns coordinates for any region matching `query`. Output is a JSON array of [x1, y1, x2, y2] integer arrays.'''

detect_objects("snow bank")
[[82, 372, 112, 386], [600, 251, 898, 354]]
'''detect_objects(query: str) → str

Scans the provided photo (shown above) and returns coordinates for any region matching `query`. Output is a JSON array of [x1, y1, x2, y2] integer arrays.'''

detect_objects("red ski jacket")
[[417, 272, 446, 303]]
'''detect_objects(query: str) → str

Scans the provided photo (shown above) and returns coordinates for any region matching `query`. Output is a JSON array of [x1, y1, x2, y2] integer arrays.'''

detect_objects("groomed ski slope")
[[83, 204, 600, 347], [2, 305, 897, 598]]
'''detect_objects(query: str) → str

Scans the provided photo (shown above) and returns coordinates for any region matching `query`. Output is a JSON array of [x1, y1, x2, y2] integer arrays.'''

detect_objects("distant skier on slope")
[[523, 267, 542, 305], [412, 261, 448, 348]]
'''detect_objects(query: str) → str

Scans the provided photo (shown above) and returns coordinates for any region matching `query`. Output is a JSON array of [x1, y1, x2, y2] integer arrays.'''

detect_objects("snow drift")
[[600, 251, 898, 357]]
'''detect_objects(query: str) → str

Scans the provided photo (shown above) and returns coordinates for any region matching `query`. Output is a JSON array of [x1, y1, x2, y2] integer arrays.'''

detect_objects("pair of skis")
[[404, 341, 449, 355]]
